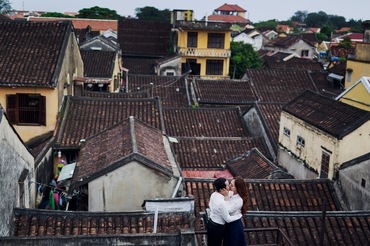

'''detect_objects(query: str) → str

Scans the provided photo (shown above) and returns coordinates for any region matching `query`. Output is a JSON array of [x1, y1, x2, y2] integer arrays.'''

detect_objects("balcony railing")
[[175, 20, 232, 30], [179, 47, 231, 58]]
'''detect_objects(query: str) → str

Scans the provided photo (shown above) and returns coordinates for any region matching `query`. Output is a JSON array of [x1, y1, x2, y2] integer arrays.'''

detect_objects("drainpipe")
[[172, 177, 182, 198]]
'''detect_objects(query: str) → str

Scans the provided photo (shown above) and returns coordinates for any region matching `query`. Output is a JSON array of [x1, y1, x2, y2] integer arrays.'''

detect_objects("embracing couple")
[[207, 176, 249, 246]]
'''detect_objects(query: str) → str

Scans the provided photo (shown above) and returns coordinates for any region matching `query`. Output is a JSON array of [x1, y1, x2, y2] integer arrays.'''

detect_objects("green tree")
[[315, 33, 328, 41], [253, 19, 278, 28], [0, 0, 11, 13], [327, 15, 346, 30], [76, 6, 122, 20], [229, 41, 263, 79], [135, 6, 170, 21], [40, 12, 74, 18], [320, 25, 334, 39], [290, 10, 308, 22], [305, 11, 328, 27], [338, 37, 353, 48]]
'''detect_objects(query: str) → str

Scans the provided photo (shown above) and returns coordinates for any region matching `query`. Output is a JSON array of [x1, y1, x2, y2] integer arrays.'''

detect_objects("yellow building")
[[345, 42, 370, 88], [336, 77, 370, 111], [0, 20, 84, 146], [172, 10, 231, 79], [278, 90, 370, 180]]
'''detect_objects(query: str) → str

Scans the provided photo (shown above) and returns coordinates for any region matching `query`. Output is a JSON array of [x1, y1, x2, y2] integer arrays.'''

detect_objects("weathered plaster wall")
[[243, 107, 277, 161], [278, 148, 317, 179], [287, 40, 315, 58], [279, 111, 337, 179], [345, 60, 370, 89], [158, 57, 181, 76], [0, 110, 35, 236], [57, 31, 84, 109], [89, 161, 178, 211], [339, 82, 370, 111], [339, 159, 370, 210]]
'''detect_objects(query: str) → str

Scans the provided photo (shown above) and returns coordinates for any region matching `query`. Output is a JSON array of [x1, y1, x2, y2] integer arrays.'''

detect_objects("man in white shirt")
[[207, 178, 240, 246]]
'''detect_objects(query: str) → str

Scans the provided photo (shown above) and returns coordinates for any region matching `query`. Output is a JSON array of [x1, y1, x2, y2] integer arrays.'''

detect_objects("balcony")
[[174, 20, 232, 31], [179, 47, 231, 58]]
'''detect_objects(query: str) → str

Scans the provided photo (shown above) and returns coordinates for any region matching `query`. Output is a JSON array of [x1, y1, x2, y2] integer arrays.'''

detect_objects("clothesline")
[[30, 181, 67, 192]]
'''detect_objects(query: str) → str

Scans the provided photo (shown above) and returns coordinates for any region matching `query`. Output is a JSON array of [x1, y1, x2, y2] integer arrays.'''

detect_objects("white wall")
[[89, 161, 178, 211]]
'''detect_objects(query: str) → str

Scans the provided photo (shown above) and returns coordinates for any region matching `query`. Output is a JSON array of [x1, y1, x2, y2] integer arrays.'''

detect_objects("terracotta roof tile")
[[28, 17, 118, 31], [215, 4, 246, 12], [330, 46, 355, 58], [270, 51, 292, 59], [266, 35, 314, 48], [207, 15, 249, 23], [71, 117, 171, 186], [0, 14, 12, 20], [182, 170, 233, 178], [309, 71, 344, 99], [193, 79, 257, 104], [121, 58, 156, 74], [128, 74, 188, 108], [327, 61, 346, 76], [81, 51, 116, 78], [257, 103, 285, 144], [266, 61, 323, 70], [30, 136, 52, 157], [283, 90, 370, 138], [258, 49, 270, 57], [83, 91, 150, 99], [245, 69, 317, 103], [118, 19, 172, 55], [12, 208, 191, 236], [74, 27, 100, 44], [0, 20, 70, 87], [227, 148, 277, 179], [172, 138, 268, 170], [55, 97, 162, 148], [185, 178, 340, 217], [163, 108, 246, 137]]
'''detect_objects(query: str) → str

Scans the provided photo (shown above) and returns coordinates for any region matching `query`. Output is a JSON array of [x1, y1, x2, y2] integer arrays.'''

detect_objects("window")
[[297, 135, 305, 147], [206, 60, 223, 75], [19, 182, 25, 208], [361, 178, 366, 188], [187, 32, 198, 47], [208, 33, 225, 49], [283, 127, 290, 137], [166, 72, 174, 76], [320, 152, 330, 179], [6, 94, 46, 126], [347, 71, 352, 82], [301, 50, 309, 57]]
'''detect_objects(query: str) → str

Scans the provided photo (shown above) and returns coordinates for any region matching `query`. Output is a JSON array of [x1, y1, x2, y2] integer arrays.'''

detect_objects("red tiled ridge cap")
[[28, 17, 118, 31]]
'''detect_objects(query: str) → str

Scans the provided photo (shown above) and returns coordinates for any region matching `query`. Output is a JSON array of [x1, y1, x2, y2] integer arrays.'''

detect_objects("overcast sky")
[[8, 0, 369, 22]]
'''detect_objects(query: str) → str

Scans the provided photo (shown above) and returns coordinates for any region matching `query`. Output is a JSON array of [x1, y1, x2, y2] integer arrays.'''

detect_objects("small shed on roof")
[[69, 116, 181, 211]]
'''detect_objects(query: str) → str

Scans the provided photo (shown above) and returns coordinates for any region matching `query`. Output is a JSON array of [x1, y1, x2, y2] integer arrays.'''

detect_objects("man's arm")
[[219, 201, 242, 223]]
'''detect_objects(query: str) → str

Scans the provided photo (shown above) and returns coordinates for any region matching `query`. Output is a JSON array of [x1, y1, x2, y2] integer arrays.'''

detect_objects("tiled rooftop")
[[227, 148, 277, 179], [74, 27, 100, 44], [245, 69, 317, 103], [81, 51, 116, 78], [215, 4, 246, 12], [128, 74, 188, 108], [287, 57, 313, 63], [0, 14, 11, 20], [266, 35, 313, 48], [257, 103, 285, 144], [269, 51, 292, 59], [55, 97, 162, 148], [30, 136, 52, 158], [202, 211, 370, 246], [12, 208, 191, 236], [163, 108, 246, 138], [28, 17, 118, 31], [71, 117, 172, 187], [309, 71, 344, 99], [118, 19, 172, 55], [182, 170, 233, 179], [171, 138, 267, 170], [266, 61, 323, 70], [301, 33, 318, 44], [257, 49, 270, 57], [207, 15, 249, 23], [185, 178, 340, 216], [121, 57, 156, 74], [283, 90, 370, 138], [0, 20, 70, 87], [330, 46, 355, 58], [193, 79, 257, 104], [327, 60, 347, 76], [83, 91, 150, 99]]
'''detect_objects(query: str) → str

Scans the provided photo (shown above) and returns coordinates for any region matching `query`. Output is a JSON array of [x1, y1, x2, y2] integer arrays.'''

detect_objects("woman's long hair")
[[234, 176, 249, 215]]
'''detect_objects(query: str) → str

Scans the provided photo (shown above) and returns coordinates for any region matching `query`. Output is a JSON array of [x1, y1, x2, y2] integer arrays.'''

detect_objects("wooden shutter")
[[39, 95, 46, 126], [74, 84, 83, 96], [6, 94, 18, 124]]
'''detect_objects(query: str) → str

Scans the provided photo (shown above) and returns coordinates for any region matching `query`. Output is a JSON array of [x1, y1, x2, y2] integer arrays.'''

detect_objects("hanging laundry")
[[49, 190, 55, 210]]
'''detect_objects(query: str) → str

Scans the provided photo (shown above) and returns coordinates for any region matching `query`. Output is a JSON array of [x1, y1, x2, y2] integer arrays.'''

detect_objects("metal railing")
[[175, 20, 232, 30], [194, 226, 295, 246], [178, 47, 231, 58]]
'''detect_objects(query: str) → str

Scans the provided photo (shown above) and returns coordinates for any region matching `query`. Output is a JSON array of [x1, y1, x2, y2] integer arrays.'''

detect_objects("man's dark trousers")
[[207, 220, 224, 246]]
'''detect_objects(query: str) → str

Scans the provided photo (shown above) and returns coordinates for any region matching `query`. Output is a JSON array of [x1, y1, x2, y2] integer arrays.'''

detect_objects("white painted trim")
[[335, 77, 370, 100]]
